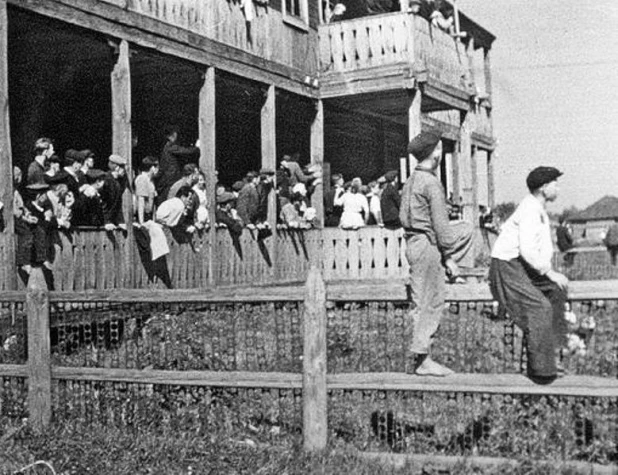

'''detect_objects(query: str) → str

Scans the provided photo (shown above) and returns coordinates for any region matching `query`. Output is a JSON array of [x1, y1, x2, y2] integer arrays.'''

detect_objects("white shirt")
[[491, 194, 554, 275]]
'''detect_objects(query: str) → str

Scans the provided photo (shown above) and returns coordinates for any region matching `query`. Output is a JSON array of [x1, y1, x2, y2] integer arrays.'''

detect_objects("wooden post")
[[310, 99, 324, 227], [261, 85, 277, 280], [407, 87, 422, 175], [111, 39, 134, 288], [26, 268, 51, 432], [484, 47, 493, 100], [0, 0, 16, 290], [303, 266, 327, 452], [487, 151, 495, 208], [199, 67, 216, 287], [459, 111, 474, 222], [471, 144, 478, 223]]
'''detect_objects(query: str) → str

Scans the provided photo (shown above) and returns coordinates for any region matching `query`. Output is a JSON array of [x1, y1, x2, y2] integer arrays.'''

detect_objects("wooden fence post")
[[26, 268, 51, 431], [303, 266, 327, 451]]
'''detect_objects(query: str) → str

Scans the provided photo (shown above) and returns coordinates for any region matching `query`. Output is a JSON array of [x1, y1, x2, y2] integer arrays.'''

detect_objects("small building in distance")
[[570, 196, 618, 244]]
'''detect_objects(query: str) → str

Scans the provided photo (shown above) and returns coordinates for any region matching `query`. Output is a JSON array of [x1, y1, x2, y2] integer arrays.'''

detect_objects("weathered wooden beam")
[[0, 363, 27, 377], [26, 268, 51, 432], [360, 452, 618, 475], [30, 278, 618, 304], [407, 87, 422, 174], [487, 150, 495, 208], [303, 267, 327, 451], [0, 0, 16, 290], [310, 99, 324, 226], [327, 372, 618, 398], [319, 63, 415, 99], [40, 368, 618, 399], [199, 67, 216, 287], [111, 38, 134, 288], [459, 110, 474, 222], [10, 0, 318, 99], [261, 84, 277, 280], [484, 47, 493, 100]]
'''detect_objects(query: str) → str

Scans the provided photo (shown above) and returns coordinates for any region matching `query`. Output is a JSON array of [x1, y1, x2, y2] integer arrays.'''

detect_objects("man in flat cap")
[[100, 154, 129, 231], [489, 166, 568, 384], [400, 129, 474, 376]]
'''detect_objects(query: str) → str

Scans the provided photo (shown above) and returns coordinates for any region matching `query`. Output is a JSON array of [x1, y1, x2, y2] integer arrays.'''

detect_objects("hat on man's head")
[[216, 191, 236, 205], [407, 129, 442, 161], [86, 169, 107, 182], [526, 166, 563, 192], [108, 154, 127, 166], [384, 170, 398, 182], [259, 167, 275, 176], [232, 180, 245, 192], [81, 149, 95, 159]]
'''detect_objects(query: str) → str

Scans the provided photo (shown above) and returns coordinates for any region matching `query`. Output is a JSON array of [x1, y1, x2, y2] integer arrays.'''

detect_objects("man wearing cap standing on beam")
[[400, 128, 474, 376], [489, 166, 568, 384]]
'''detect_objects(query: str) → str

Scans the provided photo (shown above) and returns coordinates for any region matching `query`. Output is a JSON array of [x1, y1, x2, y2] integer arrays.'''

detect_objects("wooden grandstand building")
[[0, 0, 496, 291]]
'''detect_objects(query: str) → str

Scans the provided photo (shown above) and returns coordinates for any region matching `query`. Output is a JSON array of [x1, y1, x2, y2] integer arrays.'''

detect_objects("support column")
[[199, 67, 216, 286], [487, 150, 495, 208], [310, 99, 324, 227], [407, 87, 422, 176], [459, 110, 475, 222], [484, 47, 493, 99], [0, 0, 16, 290], [262, 85, 277, 277], [111, 39, 134, 288], [471, 144, 479, 221]]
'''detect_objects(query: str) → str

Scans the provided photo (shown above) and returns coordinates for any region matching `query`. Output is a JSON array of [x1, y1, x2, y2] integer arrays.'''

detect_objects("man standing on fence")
[[489, 166, 569, 384], [400, 129, 474, 377]]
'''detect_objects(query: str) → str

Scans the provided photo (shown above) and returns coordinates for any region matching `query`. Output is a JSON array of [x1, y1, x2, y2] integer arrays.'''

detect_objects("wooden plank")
[[408, 87, 422, 173], [303, 267, 327, 451], [45, 367, 618, 399], [52, 366, 303, 389], [26, 268, 51, 431], [330, 23, 344, 71], [0, 0, 15, 291], [342, 23, 356, 70], [12, 0, 318, 99], [111, 39, 135, 288], [199, 67, 216, 287], [327, 372, 618, 398], [310, 100, 324, 226], [355, 20, 369, 68], [261, 84, 276, 282], [361, 452, 618, 475], [0, 363, 27, 377]]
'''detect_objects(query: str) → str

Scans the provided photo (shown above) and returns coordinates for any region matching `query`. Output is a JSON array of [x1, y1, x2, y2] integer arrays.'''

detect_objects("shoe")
[[411, 355, 454, 377]]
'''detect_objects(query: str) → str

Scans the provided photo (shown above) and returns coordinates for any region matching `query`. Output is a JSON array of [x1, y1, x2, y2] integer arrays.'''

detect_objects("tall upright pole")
[[0, 0, 16, 290]]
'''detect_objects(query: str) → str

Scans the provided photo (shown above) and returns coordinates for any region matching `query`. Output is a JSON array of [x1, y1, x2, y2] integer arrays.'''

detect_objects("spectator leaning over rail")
[[489, 167, 569, 384], [400, 128, 474, 377], [27, 137, 55, 185]]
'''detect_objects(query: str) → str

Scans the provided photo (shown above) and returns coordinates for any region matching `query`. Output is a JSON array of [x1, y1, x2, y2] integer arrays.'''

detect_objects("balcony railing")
[[100, 0, 318, 74], [319, 12, 469, 93]]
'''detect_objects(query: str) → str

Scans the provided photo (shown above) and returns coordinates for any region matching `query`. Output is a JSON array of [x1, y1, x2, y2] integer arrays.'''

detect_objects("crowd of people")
[[1, 127, 329, 272]]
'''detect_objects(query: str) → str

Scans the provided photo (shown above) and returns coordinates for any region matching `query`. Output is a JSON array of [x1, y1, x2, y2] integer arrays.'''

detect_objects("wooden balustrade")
[[3, 226, 417, 291], [319, 12, 414, 72], [108, 0, 318, 75], [474, 104, 492, 140], [414, 18, 468, 89]]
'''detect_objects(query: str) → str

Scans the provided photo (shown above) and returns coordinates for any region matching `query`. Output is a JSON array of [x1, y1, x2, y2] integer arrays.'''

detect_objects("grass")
[[0, 421, 605, 475]]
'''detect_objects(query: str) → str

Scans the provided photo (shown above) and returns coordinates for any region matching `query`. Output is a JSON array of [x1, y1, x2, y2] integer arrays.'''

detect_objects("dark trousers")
[[489, 258, 567, 378], [15, 219, 33, 267]]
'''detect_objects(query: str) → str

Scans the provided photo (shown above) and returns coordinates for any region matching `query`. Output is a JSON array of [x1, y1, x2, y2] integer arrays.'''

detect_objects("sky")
[[458, 0, 618, 213]]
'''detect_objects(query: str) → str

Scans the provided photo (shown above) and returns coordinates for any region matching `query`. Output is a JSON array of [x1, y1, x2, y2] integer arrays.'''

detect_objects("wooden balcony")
[[318, 12, 471, 108]]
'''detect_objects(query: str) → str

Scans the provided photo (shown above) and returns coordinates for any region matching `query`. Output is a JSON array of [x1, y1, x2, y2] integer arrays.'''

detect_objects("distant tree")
[[559, 206, 580, 222], [492, 202, 517, 223]]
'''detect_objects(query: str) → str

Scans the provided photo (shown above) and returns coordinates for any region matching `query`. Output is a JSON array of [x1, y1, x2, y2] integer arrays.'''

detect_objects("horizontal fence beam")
[[3, 366, 616, 398], [2, 280, 617, 305], [7, 279, 607, 303]]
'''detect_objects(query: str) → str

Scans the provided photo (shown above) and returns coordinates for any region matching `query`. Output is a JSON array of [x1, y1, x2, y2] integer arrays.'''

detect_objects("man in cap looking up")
[[489, 166, 568, 384], [400, 128, 474, 377]]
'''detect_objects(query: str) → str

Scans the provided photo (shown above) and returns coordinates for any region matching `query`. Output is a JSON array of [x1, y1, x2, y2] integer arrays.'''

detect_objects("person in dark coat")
[[236, 172, 260, 228], [156, 125, 200, 205], [324, 173, 344, 227], [27, 137, 55, 186], [23, 182, 56, 270], [380, 170, 401, 229], [215, 192, 243, 236], [100, 154, 129, 231], [256, 168, 275, 223], [71, 169, 106, 227], [52, 150, 88, 196]]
